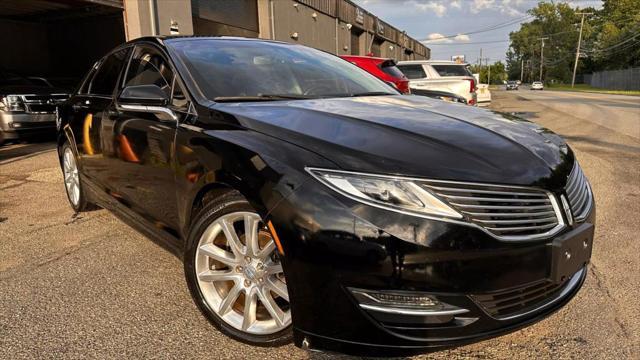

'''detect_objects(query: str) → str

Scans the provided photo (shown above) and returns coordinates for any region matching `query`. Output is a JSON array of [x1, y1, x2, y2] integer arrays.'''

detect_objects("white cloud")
[[426, 33, 452, 43], [424, 33, 471, 43], [471, 0, 496, 13], [413, 1, 448, 17], [450, 0, 462, 9]]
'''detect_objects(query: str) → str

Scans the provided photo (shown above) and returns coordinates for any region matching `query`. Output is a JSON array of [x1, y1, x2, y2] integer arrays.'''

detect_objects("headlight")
[[1, 95, 25, 112], [306, 168, 461, 219]]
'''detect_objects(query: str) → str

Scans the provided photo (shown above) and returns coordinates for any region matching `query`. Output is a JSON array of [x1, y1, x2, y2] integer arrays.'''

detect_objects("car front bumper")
[[0, 111, 56, 140], [269, 177, 594, 356]]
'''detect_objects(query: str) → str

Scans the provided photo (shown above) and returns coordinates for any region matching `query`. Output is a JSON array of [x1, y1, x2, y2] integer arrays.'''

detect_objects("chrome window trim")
[[306, 167, 566, 242]]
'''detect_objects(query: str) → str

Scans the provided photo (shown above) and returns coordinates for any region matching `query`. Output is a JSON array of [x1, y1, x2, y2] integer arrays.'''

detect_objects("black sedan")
[[57, 37, 595, 356]]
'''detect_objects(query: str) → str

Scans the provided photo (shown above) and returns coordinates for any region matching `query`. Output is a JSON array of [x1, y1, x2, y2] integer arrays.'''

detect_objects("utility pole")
[[538, 37, 549, 83], [520, 58, 524, 82], [572, 12, 593, 87]]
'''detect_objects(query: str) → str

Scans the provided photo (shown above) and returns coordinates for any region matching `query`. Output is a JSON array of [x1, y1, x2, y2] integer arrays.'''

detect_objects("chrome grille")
[[21, 94, 68, 114], [421, 181, 563, 240], [565, 163, 592, 222]]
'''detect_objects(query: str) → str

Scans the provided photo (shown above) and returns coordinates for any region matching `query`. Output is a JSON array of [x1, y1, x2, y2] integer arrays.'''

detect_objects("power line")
[[421, 14, 533, 42]]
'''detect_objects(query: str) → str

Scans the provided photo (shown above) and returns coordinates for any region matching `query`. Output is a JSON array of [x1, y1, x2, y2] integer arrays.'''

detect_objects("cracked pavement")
[[1, 89, 638, 359]]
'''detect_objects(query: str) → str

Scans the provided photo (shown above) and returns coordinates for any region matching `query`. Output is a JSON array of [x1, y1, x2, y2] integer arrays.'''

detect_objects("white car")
[[397, 60, 478, 106], [476, 84, 491, 105], [531, 81, 544, 90]]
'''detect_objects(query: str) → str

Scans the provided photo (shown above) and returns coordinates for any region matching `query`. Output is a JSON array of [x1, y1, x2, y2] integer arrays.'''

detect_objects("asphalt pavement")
[[1, 89, 638, 359]]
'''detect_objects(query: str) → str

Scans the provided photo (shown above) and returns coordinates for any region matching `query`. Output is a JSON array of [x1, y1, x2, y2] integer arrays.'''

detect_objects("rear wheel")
[[184, 192, 292, 346]]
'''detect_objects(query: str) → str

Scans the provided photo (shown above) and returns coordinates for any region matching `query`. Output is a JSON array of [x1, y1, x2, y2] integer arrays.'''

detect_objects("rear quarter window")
[[431, 65, 473, 77], [379, 61, 405, 79], [397, 64, 426, 79]]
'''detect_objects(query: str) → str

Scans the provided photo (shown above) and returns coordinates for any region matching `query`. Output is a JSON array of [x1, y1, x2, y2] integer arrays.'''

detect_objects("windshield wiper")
[[214, 94, 315, 102]]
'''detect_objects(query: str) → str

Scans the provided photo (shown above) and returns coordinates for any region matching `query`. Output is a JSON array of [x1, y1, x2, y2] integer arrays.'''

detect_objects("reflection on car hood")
[[213, 95, 571, 186]]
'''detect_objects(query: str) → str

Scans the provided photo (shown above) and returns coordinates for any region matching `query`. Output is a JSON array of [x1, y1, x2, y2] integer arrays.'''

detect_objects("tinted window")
[[379, 61, 405, 79], [397, 64, 426, 79], [169, 39, 395, 100], [124, 46, 174, 98], [431, 65, 473, 77], [90, 48, 129, 95]]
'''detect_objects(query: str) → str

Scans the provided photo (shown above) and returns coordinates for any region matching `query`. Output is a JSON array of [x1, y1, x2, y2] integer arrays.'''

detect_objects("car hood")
[[212, 95, 572, 186]]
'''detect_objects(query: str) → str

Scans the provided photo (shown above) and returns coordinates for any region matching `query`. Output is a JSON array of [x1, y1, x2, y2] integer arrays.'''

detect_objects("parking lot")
[[1, 89, 639, 359]]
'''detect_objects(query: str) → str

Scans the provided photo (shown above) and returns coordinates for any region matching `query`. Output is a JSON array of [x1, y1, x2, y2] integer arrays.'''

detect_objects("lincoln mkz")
[[57, 37, 594, 356]]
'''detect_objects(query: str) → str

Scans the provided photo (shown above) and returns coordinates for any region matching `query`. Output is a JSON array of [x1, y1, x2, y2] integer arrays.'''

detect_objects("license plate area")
[[550, 223, 594, 284]]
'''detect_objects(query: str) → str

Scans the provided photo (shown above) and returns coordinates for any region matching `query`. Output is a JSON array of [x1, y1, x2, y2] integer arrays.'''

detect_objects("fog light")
[[349, 287, 468, 317], [11, 122, 21, 128], [367, 292, 438, 307]]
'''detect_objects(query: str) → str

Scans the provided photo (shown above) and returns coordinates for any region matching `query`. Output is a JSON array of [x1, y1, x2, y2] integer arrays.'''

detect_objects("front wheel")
[[184, 191, 292, 346], [61, 144, 96, 212]]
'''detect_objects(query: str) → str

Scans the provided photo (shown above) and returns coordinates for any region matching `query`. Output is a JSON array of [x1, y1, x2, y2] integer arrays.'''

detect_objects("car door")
[[103, 44, 185, 233], [68, 47, 131, 186]]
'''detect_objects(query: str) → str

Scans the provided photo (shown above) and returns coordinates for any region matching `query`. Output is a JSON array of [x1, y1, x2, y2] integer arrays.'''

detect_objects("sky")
[[352, 0, 603, 64]]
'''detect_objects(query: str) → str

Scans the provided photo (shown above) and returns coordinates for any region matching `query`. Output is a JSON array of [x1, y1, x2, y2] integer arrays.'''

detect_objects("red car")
[[340, 55, 410, 94]]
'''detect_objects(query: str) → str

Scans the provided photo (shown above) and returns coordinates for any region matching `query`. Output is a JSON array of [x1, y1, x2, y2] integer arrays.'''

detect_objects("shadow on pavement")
[[563, 135, 640, 154], [0, 137, 57, 164]]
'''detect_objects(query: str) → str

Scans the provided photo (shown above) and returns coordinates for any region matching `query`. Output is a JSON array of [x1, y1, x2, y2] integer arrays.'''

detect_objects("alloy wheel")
[[195, 211, 291, 335], [63, 147, 80, 207]]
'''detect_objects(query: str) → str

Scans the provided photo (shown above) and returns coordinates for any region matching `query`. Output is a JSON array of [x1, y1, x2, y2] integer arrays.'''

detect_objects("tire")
[[60, 143, 97, 212], [184, 191, 292, 346]]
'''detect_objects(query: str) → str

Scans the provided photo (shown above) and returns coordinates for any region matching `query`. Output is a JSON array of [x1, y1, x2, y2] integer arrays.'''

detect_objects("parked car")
[[340, 55, 410, 94], [476, 83, 492, 105], [531, 81, 544, 90], [58, 37, 594, 357], [397, 60, 477, 105], [0, 71, 69, 144], [506, 80, 519, 91]]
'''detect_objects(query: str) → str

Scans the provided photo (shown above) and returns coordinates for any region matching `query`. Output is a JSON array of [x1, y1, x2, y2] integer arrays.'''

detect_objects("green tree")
[[470, 61, 507, 85]]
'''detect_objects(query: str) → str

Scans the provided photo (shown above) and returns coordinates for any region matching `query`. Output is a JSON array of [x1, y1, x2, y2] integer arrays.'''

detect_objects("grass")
[[546, 83, 640, 96]]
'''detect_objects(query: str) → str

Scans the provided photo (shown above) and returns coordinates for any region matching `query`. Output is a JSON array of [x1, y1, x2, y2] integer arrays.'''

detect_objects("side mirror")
[[117, 85, 177, 122], [118, 85, 169, 106]]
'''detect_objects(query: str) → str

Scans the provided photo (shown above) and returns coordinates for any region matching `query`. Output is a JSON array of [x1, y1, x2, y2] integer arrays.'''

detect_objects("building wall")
[[272, 0, 337, 53], [192, 0, 258, 37], [124, 0, 193, 38]]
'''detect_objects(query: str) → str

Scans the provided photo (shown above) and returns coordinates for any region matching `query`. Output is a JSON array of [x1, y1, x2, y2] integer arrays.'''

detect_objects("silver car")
[[0, 72, 68, 144]]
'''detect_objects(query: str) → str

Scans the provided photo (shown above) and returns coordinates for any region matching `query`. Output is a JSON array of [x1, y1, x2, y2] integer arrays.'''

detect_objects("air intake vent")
[[421, 181, 563, 241], [565, 162, 592, 222], [471, 268, 584, 319]]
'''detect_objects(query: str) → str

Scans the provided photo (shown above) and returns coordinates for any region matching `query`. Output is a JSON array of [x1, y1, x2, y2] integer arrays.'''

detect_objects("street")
[[1, 89, 639, 359]]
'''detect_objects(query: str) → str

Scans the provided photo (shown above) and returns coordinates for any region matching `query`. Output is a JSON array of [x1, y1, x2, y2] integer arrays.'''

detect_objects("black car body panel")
[[57, 37, 594, 356]]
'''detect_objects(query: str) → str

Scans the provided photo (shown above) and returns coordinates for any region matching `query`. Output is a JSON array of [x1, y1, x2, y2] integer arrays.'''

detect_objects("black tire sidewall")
[[183, 192, 292, 347]]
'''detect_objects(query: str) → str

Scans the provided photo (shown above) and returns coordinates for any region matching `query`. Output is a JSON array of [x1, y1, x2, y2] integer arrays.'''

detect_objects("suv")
[[397, 60, 477, 105], [340, 56, 410, 94], [506, 80, 519, 90], [0, 71, 69, 144]]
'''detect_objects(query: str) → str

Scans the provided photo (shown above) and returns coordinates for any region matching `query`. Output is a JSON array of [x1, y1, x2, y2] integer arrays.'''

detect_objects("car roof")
[[340, 55, 390, 62], [126, 35, 291, 47], [398, 60, 470, 66]]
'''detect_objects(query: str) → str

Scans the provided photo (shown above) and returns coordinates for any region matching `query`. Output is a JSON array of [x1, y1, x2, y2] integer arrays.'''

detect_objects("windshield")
[[431, 64, 473, 77], [169, 39, 397, 101]]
